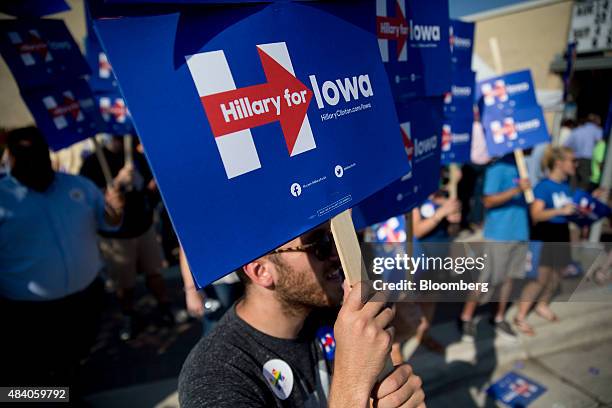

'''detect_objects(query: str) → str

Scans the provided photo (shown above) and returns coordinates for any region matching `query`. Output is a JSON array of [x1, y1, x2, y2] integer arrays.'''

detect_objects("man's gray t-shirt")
[[178, 305, 337, 408]]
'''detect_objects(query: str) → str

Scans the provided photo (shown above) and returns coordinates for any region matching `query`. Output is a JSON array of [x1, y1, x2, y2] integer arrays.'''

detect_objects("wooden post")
[[513, 148, 535, 203], [330, 210, 395, 380], [123, 134, 133, 167], [489, 37, 534, 204], [90, 136, 113, 188], [448, 163, 461, 201]]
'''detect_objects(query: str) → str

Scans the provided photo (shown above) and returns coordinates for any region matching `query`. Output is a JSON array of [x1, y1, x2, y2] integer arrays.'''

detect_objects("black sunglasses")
[[270, 231, 335, 261]]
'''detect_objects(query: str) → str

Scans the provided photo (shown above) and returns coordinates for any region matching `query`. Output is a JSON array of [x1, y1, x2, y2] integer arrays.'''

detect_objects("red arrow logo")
[[17, 32, 49, 59], [48, 96, 80, 119], [401, 126, 413, 163], [376, 1, 409, 59], [201, 47, 312, 155]]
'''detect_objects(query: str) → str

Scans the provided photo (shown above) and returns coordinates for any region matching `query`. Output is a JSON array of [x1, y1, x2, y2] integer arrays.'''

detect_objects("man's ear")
[[242, 258, 275, 289]]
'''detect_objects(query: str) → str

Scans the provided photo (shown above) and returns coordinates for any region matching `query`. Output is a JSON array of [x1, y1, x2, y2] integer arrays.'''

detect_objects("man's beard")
[[273, 256, 342, 315]]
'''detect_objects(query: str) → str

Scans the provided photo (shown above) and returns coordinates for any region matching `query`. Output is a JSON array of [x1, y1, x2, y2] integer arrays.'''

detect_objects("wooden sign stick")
[[448, 163, 460, 201], [123, 134, 134, 167], [489, 37, 534, 203], [330, 209, 395, 380], [90, 136, 113, 188]]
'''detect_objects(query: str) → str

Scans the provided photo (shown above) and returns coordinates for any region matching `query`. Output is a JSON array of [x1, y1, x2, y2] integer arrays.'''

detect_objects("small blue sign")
[[95, 92, 133, 135], [85, 35, 118, 93], [524, 241, 542, 279], [315, 326, 336, 361], [95, 1, 409, 287], [21, 79, 105, 151], [375, 0, 451, 99], [353, 97, 443, 229], [441, 116, 472, 165], [570, 190, 612, 226], [449, 19, 474, 69], [0, 19, 90, 90], [370, 216, 407, 243], [482, 105, 550, 158], [475, 69, 538, 115], [444, 69, 475, 117], [487, 371, 547, 407]]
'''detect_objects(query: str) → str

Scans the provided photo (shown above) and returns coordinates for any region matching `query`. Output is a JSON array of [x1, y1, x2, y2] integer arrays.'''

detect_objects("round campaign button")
[[262, 359, 294, 400]]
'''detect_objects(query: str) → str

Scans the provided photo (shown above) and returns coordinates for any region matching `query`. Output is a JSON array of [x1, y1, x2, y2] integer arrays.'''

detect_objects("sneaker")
[[458, 318, 476, 342], [493, 319, 518, 341], [119, 315, 133, 341]]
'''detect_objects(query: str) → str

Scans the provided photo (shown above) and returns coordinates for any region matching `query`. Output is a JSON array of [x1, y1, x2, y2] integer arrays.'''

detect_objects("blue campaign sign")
[[0, 0, 70, 18], [0, 19, 90, 90], [85, 35, 118, 92], [441, 116, 472, 164], [444, 69, 475, 117], [449, 19, 474, 69], [94, 2, 409, 287], [376, 0, 451, 99], [525, 241, 542, 279], [96, 92, 133, 135], [482, 105, 550, 158], [353, 98, 443, 229], [21, 79, 105, 151], [475, 69, 537, 114], [487, 371, 546, 407], [570, 190, 612, 226], [370, 216, 407, 243]]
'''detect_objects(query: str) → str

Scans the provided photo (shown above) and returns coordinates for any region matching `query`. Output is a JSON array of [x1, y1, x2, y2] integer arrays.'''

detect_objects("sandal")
[[535, 305, 559, 322], [513, 317, 535, 336]]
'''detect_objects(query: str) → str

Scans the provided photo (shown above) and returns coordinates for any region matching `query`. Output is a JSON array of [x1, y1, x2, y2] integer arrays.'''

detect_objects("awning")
[[551, 54, 612, 73]]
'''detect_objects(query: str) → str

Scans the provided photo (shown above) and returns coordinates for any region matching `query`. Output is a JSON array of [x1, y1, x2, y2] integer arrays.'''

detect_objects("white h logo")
[[186, 42, 316, 179]]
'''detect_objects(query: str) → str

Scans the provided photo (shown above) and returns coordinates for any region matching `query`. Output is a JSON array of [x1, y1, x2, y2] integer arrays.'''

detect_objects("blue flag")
[[94, 2, 409, 286], [0, 19, 90, 90], [482, 105, 550, 157], [353, 97, 443, 229], [21, 79, 105, 151]]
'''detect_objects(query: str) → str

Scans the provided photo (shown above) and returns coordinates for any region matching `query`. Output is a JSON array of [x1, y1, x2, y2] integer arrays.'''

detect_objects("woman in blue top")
[[403, 190, 461, 354], [515, 146, 577, 334]]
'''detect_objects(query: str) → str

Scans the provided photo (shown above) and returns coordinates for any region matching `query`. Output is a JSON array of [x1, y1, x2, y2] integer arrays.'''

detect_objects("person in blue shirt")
[[407, 190, 461, 354], [459, 154, 531, 341], [514, 146, 577, 335], [0, 127, 126, 391]]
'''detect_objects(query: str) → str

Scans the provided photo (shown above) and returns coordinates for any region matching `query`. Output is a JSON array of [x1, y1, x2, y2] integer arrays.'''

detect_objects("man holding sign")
[[179, 223, 425, 408]]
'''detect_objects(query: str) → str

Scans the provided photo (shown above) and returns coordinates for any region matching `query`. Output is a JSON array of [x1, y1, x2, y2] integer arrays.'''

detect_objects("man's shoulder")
[[56, 173, 101, 194], [178, 317, 270, 407]]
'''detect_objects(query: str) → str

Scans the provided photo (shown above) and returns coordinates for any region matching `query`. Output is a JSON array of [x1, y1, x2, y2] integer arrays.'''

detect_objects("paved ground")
[[409, 297, 612, 407], [82, 274, 612, 408]]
